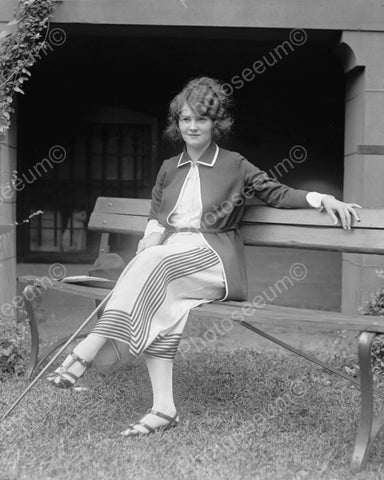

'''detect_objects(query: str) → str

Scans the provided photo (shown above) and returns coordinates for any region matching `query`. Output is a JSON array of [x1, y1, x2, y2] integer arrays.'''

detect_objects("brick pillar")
[[0, 104, 17, 321], [336, 31, 384, 313]]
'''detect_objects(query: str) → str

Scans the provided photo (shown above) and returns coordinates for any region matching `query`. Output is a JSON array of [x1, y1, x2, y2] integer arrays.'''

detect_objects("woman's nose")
[[189, 119, 198, 130]]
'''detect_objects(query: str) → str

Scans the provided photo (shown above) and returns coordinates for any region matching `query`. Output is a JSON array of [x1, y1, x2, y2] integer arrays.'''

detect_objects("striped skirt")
[[91, 233, 225, 372]]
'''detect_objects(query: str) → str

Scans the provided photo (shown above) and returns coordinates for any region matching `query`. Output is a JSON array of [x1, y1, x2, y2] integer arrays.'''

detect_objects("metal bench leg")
[[25, 299, 104, 380], [351, 331, 384, 470], [22, 285, 41, 380]]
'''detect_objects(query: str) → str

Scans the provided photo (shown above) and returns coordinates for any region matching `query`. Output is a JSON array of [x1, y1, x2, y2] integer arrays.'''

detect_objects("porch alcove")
[[16, 25, 344, 314]]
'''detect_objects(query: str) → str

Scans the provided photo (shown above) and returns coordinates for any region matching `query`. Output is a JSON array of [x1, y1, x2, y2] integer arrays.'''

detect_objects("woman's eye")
[[198, 117, 208, 122]]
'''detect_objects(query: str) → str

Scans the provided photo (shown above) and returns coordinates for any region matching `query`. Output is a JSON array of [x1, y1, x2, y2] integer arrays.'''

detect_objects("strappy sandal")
[[46, 352, 91, 389], [120, 409, 180, 437]]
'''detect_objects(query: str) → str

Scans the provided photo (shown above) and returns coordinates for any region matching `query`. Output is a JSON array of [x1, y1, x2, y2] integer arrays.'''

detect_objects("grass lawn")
[[1, 348, 384, 480]]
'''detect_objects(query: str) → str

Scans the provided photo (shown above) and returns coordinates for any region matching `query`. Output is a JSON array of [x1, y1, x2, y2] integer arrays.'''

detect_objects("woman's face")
[[178, 103, 213, 151]]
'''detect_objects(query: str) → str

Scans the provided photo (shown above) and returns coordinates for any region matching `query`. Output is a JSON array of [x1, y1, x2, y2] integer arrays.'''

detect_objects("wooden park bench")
[[18, 196, 384, 470]]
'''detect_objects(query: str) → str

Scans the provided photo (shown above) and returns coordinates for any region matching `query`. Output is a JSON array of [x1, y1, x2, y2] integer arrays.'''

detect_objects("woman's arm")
[[148, 160, 168, 223], [242, 158, 362, 229], [242, 158, 310, 208], [137, 161, 168, 254]]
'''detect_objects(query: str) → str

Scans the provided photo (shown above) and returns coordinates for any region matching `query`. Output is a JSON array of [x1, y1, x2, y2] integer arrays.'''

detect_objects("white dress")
[[91, 160, 226, 370]]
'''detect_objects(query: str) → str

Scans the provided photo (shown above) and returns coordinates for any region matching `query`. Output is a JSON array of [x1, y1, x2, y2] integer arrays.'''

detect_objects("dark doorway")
[[17, 25, 344, 265]]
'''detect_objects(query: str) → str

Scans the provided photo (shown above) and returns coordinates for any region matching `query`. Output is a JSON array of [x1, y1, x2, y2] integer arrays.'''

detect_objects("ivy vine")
[[0, 0, 57, 135]]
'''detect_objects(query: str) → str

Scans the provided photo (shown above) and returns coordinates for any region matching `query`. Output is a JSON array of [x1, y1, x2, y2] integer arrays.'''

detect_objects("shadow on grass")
[[0, 349, 384, 480]]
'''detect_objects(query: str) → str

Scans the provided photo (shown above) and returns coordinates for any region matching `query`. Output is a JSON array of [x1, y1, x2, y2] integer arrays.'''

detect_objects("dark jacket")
[[148, 142, 310, 301]]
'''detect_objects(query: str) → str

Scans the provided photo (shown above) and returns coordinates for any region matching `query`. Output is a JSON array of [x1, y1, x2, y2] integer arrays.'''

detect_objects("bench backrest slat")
[[242, 205, 384, 229], [88, 197, 384, 254], [91, 197, 151, 216], [89, 213, 148, 235], [241, 224, 384, 254]]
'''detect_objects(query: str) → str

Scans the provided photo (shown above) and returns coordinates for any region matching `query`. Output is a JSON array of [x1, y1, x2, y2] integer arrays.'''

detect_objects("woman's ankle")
[[73, 334, 106, 361], [71, 347, 93, 364], [151, 404, 177, 415]]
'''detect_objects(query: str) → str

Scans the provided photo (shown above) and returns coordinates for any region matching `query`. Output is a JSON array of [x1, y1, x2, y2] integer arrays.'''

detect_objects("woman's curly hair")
[[164, 77, 234, 142]]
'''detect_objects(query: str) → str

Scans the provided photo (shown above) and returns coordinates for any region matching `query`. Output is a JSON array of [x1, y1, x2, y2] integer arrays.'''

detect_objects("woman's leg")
[[145, 355, 175, 414], [49, 333, 107, 385], [122, 354, 177, 433]]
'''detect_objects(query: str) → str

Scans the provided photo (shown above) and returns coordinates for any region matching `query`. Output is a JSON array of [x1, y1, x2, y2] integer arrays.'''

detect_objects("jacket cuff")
[[144, 219, 165, 238], [306, 191, 333, 212]]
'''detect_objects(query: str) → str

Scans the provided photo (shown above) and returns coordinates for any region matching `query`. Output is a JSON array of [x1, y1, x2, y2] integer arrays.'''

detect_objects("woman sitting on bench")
[[47, 76, 361, 436]]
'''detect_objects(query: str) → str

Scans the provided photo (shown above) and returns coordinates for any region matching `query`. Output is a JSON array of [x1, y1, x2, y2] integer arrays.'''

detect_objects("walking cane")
[[0, 289, 114, 423]]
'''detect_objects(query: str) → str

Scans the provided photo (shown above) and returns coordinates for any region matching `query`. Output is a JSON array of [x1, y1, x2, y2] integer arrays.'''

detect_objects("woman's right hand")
[[136, 232, 163, 254]]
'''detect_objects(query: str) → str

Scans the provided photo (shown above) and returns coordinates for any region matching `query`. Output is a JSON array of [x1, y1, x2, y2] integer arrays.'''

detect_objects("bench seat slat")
[[191, 301, 384, 332], [18, 276, 109, 300], [20, 273, 384, 332]]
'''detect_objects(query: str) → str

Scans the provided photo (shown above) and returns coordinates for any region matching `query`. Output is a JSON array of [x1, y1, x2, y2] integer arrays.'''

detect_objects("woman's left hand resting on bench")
[[320, 195, 362, 230], [136, 232, 163, 254]]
